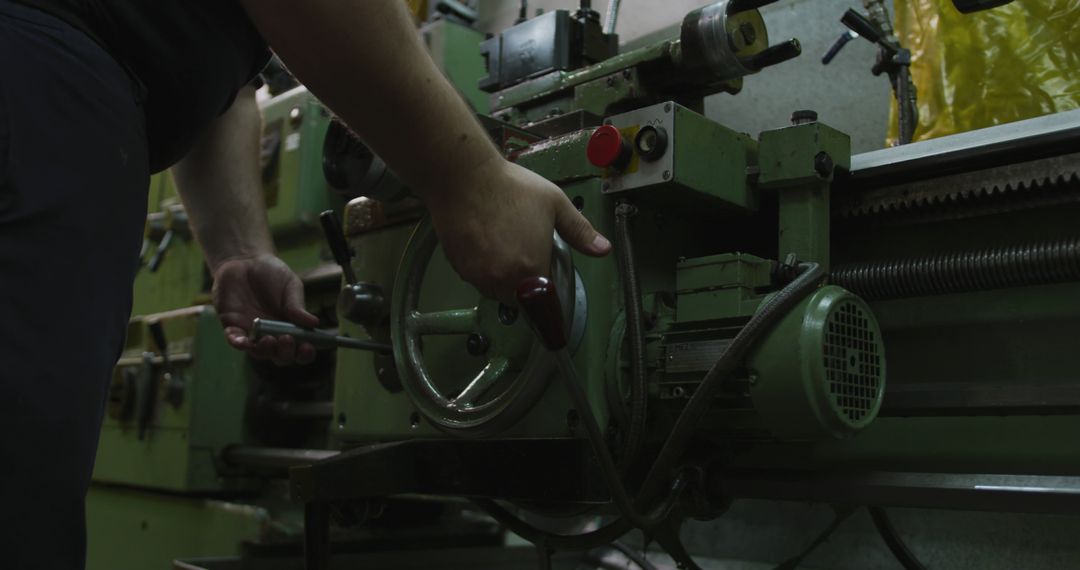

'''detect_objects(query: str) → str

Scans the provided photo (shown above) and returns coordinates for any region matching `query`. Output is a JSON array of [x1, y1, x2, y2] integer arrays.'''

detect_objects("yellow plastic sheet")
[[404, 0, 429, 22], [891, 0, 1080, 144]]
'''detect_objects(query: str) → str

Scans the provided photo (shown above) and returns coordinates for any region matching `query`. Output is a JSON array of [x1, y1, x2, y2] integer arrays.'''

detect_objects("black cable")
[[609, 541, 659, 570], [773, 506, 856, 570], [869, 506, 928, 570], [476, 261, 825, 568], [635, 261, 827, 508], [470, 498, 633, 551], [613, 202, 647, 469]]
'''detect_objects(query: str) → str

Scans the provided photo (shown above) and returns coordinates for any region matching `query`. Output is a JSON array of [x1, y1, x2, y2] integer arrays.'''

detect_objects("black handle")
[[516, 276, 567, 351], [841, 9, 884, 45], [319, 210, 358, 284], [148, 320, 168, 357], [729, 0, 781, 13], [742, 38, 802, 72]]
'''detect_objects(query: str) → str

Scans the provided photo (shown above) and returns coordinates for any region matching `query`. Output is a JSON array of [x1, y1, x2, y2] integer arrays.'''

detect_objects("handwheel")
[[390, 218, 582, 437]]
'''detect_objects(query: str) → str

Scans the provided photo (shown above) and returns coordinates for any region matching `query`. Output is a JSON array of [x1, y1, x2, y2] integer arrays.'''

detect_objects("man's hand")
[[212, 254, 320, 366], [428, 159, 612, 303]]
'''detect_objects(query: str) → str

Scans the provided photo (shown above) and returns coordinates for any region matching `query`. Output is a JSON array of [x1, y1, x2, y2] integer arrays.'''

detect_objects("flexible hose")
[[614, 202, 647, 469], [604, 0, 621, 34]]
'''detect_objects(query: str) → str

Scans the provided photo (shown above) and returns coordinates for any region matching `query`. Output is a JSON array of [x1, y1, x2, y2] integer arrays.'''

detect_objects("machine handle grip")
[[841, 9, 884, 45], [319, 210, 358, 285], [516, 276, 567, 351]]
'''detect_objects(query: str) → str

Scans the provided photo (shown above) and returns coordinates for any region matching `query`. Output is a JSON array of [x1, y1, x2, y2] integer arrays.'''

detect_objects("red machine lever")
[[516, 276, 567, 351]]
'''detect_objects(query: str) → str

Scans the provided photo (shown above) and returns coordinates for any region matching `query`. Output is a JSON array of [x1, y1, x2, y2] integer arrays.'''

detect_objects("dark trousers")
[[0, 2, 148, 568]]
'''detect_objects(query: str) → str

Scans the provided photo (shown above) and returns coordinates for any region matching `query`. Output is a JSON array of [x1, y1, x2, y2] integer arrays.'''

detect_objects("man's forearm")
[[238, 0, 502, 200], [172, 85, 274, 271]]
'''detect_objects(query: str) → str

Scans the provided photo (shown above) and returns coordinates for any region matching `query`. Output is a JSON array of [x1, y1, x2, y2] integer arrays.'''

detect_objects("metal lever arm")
[[148, 319, 184, 408], [319, 209, 358, 284], [252, 318, 391, 353]]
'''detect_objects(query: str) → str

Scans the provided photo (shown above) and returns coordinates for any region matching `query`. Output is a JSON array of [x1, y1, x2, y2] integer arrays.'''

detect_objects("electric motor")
[[659, 285, 886, 441]]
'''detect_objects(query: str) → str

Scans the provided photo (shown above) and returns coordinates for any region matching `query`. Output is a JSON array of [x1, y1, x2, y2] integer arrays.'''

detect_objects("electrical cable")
[[773, 506, 857, 570], [868, 506, 928, 570], [471, 498, 633, 551], [614, 202, 647, 469], [609, 541, 660, 570], [635, 261, 826, 508], [476, 260, 825, 568]]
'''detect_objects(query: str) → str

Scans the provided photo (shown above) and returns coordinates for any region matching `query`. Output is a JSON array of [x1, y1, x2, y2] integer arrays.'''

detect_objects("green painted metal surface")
[[759, 122, 850, 271], [675, 254, 773, 322], [94, 307, 253, 492], [86, 484, 265, 570]]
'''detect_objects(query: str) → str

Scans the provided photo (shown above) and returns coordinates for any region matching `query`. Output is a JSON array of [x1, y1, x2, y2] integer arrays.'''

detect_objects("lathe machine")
[[241, 1, 1080, 569]]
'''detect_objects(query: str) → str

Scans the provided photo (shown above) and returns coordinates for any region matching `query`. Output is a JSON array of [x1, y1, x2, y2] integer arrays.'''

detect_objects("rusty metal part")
[[836, 153, 1080, 223]]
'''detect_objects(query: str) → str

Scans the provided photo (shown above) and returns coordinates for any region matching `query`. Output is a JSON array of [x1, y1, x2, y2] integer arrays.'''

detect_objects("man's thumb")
[[554, 200, 611, 257], [283, 280, 320, 328]]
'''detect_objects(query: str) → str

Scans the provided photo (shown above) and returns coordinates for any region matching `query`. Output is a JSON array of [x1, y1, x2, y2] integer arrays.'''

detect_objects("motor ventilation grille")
[[822, 299, 884, 425]]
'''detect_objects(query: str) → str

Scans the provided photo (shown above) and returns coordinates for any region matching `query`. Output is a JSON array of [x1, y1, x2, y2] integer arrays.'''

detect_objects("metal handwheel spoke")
[[392, 218, 578, 435], [450, 357, 511, 409], [406, 308, 479, 335]]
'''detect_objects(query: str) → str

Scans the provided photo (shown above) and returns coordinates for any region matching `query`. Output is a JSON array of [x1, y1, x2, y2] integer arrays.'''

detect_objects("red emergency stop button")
[[586, 124, 630, 169]]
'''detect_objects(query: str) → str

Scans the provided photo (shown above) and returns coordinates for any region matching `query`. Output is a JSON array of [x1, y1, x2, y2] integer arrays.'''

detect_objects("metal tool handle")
[[147, 230, 173, 273], [516, 276, 567, 351], [251, 318, 391, 353], [841, 9, 885, 46], [319, 210, 358, 284]]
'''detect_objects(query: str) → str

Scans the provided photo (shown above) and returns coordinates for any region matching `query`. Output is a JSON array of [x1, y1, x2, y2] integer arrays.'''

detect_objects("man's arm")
[[237, 0, 612, 303], [172, 85, 318, 365]]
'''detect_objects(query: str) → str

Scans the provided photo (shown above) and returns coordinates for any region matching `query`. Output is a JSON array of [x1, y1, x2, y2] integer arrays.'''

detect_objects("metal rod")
[[224, 446, 340, 470], [252, 318, 392, 353]]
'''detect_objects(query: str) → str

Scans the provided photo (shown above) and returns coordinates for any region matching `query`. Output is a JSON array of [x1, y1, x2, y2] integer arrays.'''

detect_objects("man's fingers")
[[554, 197, 611, 257], [283, 279, 320, 328], [224, 326, 253, 350], [271, 335, 297, 366], [249, 335, 277, 360], [296, 343, 317, 366]]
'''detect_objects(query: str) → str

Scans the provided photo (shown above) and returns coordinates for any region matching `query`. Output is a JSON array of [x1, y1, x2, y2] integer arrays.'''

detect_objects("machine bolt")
[[466, 333, 490, 356], [814, 151, 834, 178], [606, 76, 617, 87], [623, 69, 633, 79], [738, 22, 757, 46], [791, 109, 818, 125], [498, 304, 519, 325], [289, 106, 303, 127], [662, 170, 672, 180]]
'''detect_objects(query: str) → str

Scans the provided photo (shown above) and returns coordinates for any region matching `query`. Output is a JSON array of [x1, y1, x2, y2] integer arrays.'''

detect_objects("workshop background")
[[83, 0, 1080, 569]]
